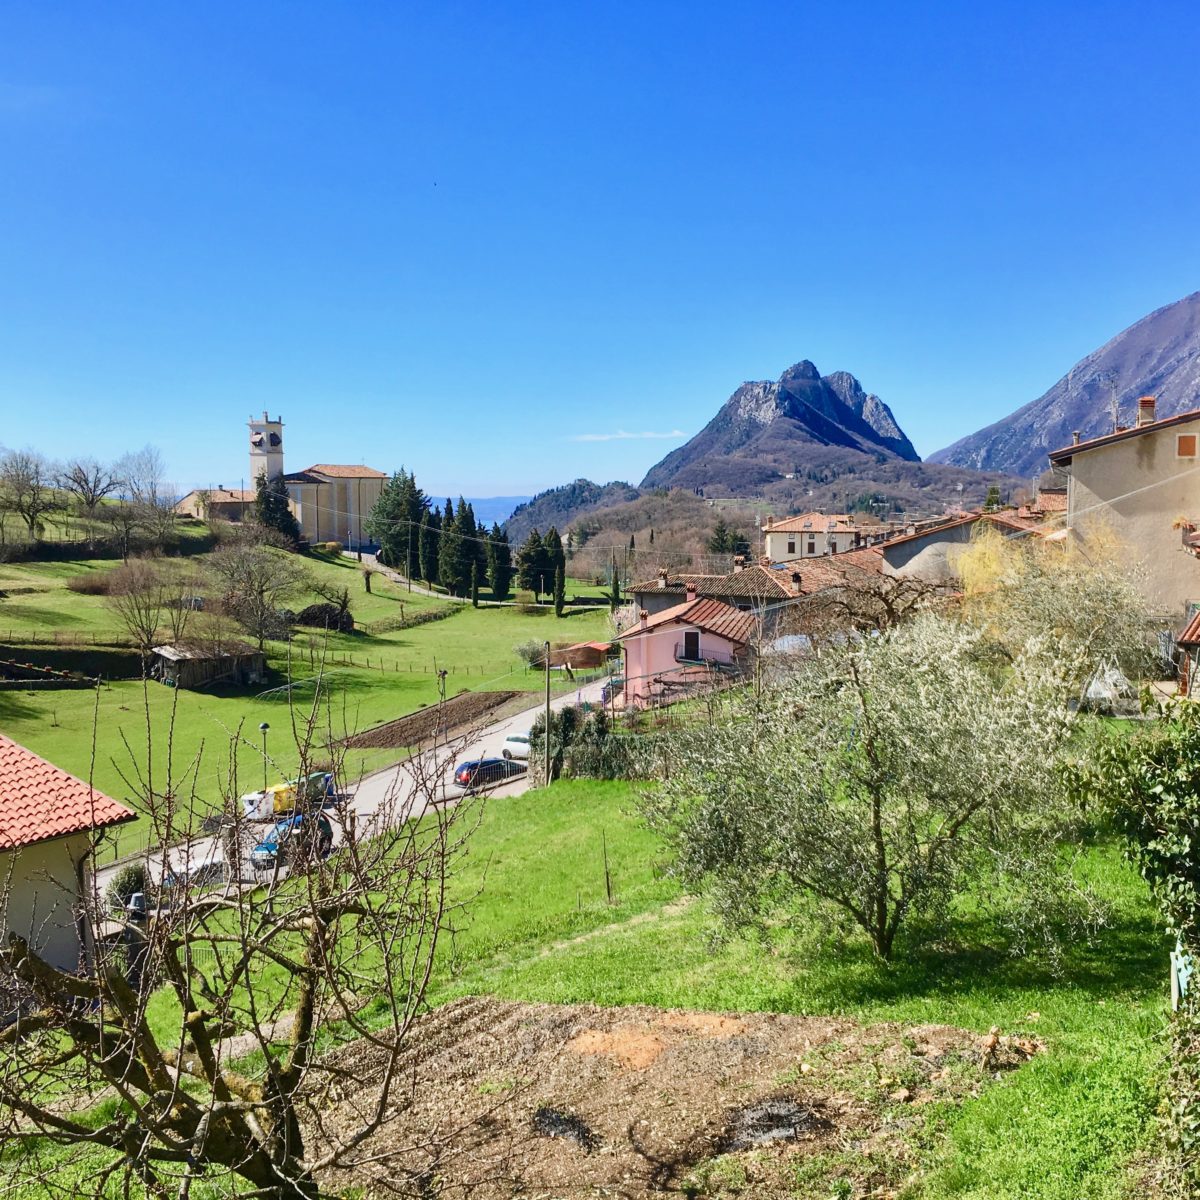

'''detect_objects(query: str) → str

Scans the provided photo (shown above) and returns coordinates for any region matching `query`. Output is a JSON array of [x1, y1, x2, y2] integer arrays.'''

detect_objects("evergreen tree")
[[365, 471, 406, 566], [438, 501, 468, 596], [455, 497, 481, 591], [629, 533, 636, 550], [604, 550, 622, 611], [419, 505, 440, 584], [516, 529, 546, 599], [649, 527, 654, 545], [730, 529, 751, 556], [983, 485, 1002, 512], [707, 518, 732, 554], [470, 561, 479, 608], [486, 522, 513, 601], [553, 563, 565, 617], [543, 527, 566, 602], [254, 473, 301, 545]]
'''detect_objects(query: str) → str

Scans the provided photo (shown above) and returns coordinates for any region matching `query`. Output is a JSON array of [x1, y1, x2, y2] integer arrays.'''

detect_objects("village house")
[[1048, 396, 1200, 617], [615, 593, 757, 710], [880, 511, 1039, 582], [0, 734, 137, 972], [761, 512, 881, 562], [151, 641, 267, 690], [175, 486, 255, 523]]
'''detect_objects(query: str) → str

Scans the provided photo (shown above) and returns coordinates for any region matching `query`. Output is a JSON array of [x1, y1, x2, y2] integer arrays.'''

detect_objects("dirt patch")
[[309, 995, 1039, 1198], [338, 690, 520, 750]]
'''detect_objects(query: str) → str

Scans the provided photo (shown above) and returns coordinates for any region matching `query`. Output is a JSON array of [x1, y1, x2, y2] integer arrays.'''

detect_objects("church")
[[176, 414, 387, 548]]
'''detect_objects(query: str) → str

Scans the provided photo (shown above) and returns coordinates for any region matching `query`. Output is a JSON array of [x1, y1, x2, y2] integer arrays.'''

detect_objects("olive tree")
[[0, 686, 480, 1199], [646, 615, 1099, 961]]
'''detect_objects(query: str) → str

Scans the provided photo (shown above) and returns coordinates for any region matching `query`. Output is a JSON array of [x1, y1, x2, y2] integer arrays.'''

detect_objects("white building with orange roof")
[[0, 734, 137, 971]]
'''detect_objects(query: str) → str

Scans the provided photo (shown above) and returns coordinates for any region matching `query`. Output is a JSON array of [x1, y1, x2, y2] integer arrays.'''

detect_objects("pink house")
[[615, 594, 757, 710]]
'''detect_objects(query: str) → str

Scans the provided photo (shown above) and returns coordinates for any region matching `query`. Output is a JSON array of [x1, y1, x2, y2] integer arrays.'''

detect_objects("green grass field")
[[11, 780, 1167, 1198], [0, 544, 615, 853]]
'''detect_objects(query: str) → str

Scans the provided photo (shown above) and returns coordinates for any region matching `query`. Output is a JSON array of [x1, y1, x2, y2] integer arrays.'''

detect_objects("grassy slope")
[[6, 781, 1167, 1198], [429, 784, 1165, 1200], [0, 548, 613, 854]]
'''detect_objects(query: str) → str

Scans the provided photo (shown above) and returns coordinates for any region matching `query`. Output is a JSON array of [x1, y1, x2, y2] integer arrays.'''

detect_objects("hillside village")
[[3, 377, 1200, 1198], [7, 10, 1200, 1198]]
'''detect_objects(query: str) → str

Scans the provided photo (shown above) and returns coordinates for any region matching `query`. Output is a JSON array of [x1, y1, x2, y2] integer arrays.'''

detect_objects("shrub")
[[294, 601, 354, 633], [66, 572, 114, 596], [106, 862, 148, 912], [514, 639, 547, 667], [324, 541, 344, 554]]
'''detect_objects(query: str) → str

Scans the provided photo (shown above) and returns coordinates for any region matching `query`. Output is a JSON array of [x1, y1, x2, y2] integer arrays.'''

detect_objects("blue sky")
[[2, 2, 1199, 497]]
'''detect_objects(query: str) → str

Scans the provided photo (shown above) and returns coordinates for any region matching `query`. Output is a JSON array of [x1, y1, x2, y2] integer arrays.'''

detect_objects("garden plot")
[[312, 995, 1041, 1198]]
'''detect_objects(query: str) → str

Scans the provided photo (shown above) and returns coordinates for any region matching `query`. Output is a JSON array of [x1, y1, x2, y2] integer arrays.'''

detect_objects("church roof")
[[303, 464, 388, 479]]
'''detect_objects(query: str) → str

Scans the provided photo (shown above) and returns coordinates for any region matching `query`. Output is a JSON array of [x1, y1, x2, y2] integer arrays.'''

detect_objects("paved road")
[[348, 551, 468, 602], [95, 677, 610, 895]]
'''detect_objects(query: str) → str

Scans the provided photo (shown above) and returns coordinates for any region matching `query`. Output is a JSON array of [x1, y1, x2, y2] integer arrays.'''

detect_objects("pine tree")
[[553, 563, 565, 617], [516, 529, 546, 599], [983, 485, 1002, 512], [707, 518, 732, 554], [364, 471, 406, 567], [487, 523, 513, 601], [470, 562, 479, 608], [254, 473, 301, 545]]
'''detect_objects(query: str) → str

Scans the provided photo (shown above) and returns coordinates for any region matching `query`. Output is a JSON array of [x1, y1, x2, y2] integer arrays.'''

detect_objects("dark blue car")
[[250, 812, 333, 870], [453, 757, 525, 792]]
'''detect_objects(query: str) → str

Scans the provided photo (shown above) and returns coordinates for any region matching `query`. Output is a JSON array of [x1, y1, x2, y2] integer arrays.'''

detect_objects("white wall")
[[1, 834, 88, 970]]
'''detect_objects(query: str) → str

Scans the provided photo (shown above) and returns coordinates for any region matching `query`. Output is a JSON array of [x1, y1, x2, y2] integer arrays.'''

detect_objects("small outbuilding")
[[151, 642, 267, 690], [0, 733, 137, 974]]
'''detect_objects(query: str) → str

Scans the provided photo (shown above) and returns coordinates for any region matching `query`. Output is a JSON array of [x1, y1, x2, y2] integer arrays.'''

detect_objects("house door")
[[683, 630, 700, 660]]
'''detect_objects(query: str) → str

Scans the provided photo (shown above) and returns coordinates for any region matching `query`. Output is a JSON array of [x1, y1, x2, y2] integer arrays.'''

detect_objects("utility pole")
[[544, 639, 551, 786]]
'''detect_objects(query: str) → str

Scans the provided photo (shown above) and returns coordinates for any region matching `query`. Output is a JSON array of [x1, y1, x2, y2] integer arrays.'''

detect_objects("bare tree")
[[210, 538, 312, 649], [105, 557, 171, 658], [0, 682, 480, 1199], [114, 445, 180, 552], [58, 456, 122, 518], [0, 448, 58, 539]]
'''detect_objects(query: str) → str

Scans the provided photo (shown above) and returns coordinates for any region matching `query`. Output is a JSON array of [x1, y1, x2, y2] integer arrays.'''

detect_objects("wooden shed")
[[151, 642, 267, 690]]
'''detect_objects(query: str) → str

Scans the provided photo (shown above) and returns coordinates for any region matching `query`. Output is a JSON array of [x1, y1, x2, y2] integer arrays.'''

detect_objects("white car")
[[501, 731, 531, 760]]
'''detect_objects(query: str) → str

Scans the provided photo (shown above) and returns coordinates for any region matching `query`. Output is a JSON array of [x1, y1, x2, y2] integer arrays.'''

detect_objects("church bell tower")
[[248, 412, 284, 482]]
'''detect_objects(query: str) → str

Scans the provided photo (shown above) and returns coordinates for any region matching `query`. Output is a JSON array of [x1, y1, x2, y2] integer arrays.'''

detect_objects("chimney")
[[639, 609, 648, 628], [1072, 431, 1081, 445], [1138, 395, 1157, 427], [732, 555, 747, 572], [657, 568, 668, 589], [685, 583, 697, 603], [790, 570, 803, 596]]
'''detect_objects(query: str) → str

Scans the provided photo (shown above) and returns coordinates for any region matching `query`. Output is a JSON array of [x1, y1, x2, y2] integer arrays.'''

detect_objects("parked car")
[[452, 757, 526, 792], [250, 812, 333, 871], [501, 731, 531, 760]]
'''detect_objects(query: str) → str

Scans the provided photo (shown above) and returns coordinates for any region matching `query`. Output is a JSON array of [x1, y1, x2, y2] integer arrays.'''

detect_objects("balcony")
[[674, 641, 735, 667]]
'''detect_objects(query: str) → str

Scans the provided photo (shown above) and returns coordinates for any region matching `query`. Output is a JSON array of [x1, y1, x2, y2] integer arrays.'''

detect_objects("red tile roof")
[[631, 566, 793, 601], [1180, 610, 1200, 647], [762, 511, 860, 534], [0, 735, 137, 851], [617, 597, 758, 646], [304, 464, 388, 479]]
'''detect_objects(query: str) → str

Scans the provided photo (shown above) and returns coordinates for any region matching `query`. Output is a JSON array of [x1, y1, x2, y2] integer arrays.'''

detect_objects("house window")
[[807, 540, 815, 555], [1180, 434, 1198, 459], [683, 630, 700, 660], [787, 539, 795, 554]]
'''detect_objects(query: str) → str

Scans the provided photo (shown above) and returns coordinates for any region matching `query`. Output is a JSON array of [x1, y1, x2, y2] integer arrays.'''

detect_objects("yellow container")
[[269, 782, 297, 814]]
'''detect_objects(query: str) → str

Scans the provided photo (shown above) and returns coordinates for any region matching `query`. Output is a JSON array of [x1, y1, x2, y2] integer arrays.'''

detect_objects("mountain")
[[504, 479, 641, 544], [640, 361, 919, 492], [929, 291, 1200, 478]]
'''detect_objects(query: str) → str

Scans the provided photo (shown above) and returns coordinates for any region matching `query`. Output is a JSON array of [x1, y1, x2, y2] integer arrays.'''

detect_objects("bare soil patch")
[[310, 995, 1040, 1198], [338, 690, 521, 750]]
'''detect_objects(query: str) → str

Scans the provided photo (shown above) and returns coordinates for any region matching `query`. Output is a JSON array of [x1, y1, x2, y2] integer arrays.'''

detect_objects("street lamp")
[[258, 722, 270, 794]]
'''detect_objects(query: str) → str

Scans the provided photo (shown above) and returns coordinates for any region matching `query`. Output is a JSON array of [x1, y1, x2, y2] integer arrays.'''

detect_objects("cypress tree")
[[543, 528, 565, 603], [419, 505, 440, 583], [516, 529, 545, 599], [438, 501, 467, 596], [487, 522, 513, 601], [455, 498, 479, 592], [629, 533, 636, 550], [471, 562, 479, 608], [553, 563, 565, 617]]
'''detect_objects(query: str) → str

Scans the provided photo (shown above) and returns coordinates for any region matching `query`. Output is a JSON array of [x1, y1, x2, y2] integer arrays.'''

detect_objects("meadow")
[[0, 545, 614, 853]]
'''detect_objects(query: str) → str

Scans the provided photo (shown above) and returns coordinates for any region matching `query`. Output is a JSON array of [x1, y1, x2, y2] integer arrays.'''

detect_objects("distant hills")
[[506, 360, 1017, 543], [930, 291, 1200, 478]]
